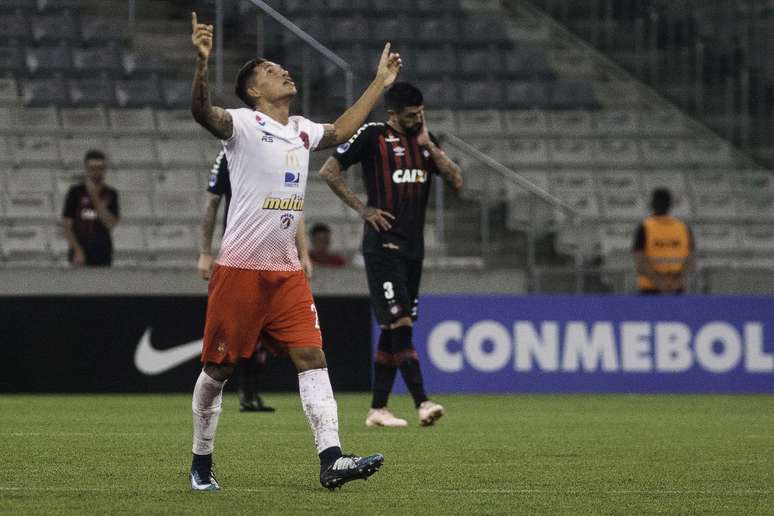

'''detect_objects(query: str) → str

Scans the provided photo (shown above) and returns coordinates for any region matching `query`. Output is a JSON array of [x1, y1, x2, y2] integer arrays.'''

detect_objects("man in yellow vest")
[[632, 188, 695, 294]]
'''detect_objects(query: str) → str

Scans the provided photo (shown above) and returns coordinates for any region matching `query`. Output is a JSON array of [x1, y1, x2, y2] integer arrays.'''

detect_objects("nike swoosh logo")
[[134, 328, 202, 375]]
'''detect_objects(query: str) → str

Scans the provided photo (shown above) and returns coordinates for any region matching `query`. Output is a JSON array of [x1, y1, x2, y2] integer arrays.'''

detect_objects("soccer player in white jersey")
[[188, 13, 401, 491]]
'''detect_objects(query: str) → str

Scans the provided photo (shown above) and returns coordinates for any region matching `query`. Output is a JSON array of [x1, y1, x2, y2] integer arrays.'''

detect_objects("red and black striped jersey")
[[332, 122, 439, 260]]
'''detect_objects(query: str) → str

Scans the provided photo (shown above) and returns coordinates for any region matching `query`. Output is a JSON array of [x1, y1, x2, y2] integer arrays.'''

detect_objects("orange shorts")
[[201, 265, 322, 364]]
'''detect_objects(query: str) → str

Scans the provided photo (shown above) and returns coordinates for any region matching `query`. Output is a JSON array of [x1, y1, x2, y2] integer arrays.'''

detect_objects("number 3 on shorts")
[[310, 303, 320, 329], [383, 281, 395, 300]]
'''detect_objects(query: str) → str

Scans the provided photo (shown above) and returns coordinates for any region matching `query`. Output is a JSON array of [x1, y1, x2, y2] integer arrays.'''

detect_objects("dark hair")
[[235, 58, 266, 108], [385, 82, 423, 112], [651, 188, 672, 215], [310, 223, 331, 236], [84, 149, 106, 162]]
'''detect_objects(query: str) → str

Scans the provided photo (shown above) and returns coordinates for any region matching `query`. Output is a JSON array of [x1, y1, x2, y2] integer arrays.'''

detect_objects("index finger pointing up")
[[192, 12, 198, 30]]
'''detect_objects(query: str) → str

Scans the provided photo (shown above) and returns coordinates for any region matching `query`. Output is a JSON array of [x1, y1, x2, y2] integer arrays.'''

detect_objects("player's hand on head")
[[191, 12, 214, 60], [375, 42, 402, 89], [417, 118, 432, 148], [360, 206, 395, 232]]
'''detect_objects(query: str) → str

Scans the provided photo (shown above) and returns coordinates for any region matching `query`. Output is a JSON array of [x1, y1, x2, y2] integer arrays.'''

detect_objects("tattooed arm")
[[190, 12, 233, 140], [319, 157, 394, 231], [315, 43, 402, 150], [417, 120, 463, 191], [197, 192, 221, 280]]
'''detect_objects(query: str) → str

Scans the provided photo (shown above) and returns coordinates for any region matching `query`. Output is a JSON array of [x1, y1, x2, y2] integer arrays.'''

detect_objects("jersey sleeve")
[[632, 223, 645, 251], [223, 108, 250, 146], [207, 150, 229, 196], [304, 119, 326, 151], [331, 124, 372, 170], [62, 187, 77, 219]]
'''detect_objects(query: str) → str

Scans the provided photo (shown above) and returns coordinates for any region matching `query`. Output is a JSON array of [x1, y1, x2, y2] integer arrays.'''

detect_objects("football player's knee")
[[204, 362, 235, 381], [289, 346, 327, 371]]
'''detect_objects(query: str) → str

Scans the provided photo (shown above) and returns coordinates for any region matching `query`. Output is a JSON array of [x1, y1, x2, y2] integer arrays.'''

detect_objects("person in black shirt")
[[62, 149, 120, 266], [319, 82, 463, 427]]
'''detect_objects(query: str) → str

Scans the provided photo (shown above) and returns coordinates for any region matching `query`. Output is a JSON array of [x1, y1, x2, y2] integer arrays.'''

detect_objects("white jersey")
[[217, 108, 325, 271]]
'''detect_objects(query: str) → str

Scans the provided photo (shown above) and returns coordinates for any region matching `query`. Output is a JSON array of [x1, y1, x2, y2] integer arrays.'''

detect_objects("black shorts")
[[363, 252, 423, 326]]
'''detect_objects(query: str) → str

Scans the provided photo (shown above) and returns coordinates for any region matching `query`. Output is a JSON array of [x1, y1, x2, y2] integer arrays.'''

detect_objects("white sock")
[[298, 368, 341, 454], [192, 370, 226, 455]]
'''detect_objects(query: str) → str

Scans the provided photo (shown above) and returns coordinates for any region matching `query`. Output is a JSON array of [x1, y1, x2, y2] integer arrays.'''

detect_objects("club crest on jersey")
[[280, 213, 295, 229], [256, 114, 266, 126], [299, 131, 310, 149], [284, 171, 300, 188], [393, 146, 405, 157], [263, 194, 304, 211]]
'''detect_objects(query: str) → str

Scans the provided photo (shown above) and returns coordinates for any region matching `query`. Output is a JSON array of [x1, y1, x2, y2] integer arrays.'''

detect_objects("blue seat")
[[73, 46, 122, 77], [79, 16, 128, 44], [0, 45, 23, 73], [23, 77, 68, 105], [115, 78, 162, 108], [25, 44, 72, 75], [0, 0, 33, 13], [0, 13, 30, 42], [31, 13, 78, 42], [36, 0, 80, 13], [69, 78, 115, 106], [504, 81, 550, 109]]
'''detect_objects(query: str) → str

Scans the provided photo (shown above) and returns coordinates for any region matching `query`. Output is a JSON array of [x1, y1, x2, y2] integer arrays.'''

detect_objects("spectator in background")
[[632, 188, 694, 294], [308, 223, 347, 267], [62, 150, 120, 267]]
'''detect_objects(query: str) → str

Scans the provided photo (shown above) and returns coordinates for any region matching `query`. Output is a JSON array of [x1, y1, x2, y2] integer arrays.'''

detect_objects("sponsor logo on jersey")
[[393, 146, 405, 157], [280, 213, 295, 229], [392, 168, 428, 184], [385, 136, 400, 143], [337, 142, 350, 154], [261, 134, 274, 143], [299, 131, 310, 149], [284, 171, 300, 188], [262, 194, 305, 211]]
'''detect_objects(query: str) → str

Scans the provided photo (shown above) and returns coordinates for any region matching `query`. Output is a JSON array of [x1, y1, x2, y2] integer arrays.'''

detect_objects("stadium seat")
[[739, 225, 774, 252], [120, 191, 153, 219], [79, 16, 128, 44], [157, 138, 206, 167], [548, 138, 593, 165], [371, 0, 415, 12], [31, 13, 78, 42], [6, 167, 55, 193], [549, 80, 598, 110], [108, 169, 150, 192], [153, 169, 200, 192], [0, 13, 31, 42], [370, 15, 415, 43], [735, 194, 774, 220], [10, 105, 60, 132], [147, 224, 195, 252], [423, 109, 456, 135], [597, 170, 641, 194], [591, 81, 640, 108], [640, 110, 688, 135], [60, 107, 107, 133], [458, 46, 502, 75], [455, 110, 502, 135], [502, 109, 548, 135], [4, 192, 53, 218], [640, 170, 687, 193], [502, 138, 548, 166], [36, 0, 80, 13], [686, 139, 733, 165], [550, 170, 595, 191], [694, 193, 735, 220], [459, 81, 503, 108], [461, 15, 507, 43], [416, 16, 460, 43], [504, 81, 549, 109], [503, 47, 552, 79], [106, 137, 157, 167], [109, 107, 156, 133], [1, 224, 49, 260], [10, 135, 60, 165], [413, 80, 458, 107], [0, 45, 24, 73], [69, 78, 116, 106], [688, 170, 732, 194], [53, 168, 80, 196], [467, 136, 506, 163], [552, 189, 600, 218], [58, 135, 105, 166], [0, 105, 9, 130], [734, 170, 774, 193], [153, 191, 200, 219], [640, 139, 688, 165], [0, 136, 10, 165], [548, 111, 592, 135], [598, 223, 635, 255], [329, 16, 370, 42], [693, 224, 739, 254], [122, 52, 166, 78], [161, 80, 190, 109], [47, 223, 68, 263], [325, 0, 372, 12], [414, 47, 457, 76], [0, 0, 32, 13], [600, 192, 646, 220], [112, 224, 147, 253], [23, 77, 69, 106], [72, 46, 122, 77], [114, 78, 162, 108], [547, 48, 594, 77], [593, 110, 639, 135], [156, 109, 201, 135], [593, 139, 639, 165], [0, 77, 18, 102]]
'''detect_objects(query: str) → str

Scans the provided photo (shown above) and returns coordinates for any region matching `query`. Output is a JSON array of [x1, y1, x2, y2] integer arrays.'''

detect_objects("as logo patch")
[[280, 213, 295, 229], [284, 171, 300, 188]]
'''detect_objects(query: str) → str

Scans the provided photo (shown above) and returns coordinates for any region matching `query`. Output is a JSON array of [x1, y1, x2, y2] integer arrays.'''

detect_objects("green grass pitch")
[[1, 394, 772, 514]]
